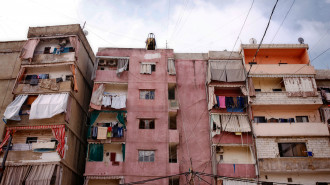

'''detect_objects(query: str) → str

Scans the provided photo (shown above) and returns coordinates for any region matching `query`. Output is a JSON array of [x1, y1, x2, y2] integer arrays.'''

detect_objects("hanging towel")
[[111, 95, 126, 109], [219, 96, 226, 109], [97, 127, 107, 140]]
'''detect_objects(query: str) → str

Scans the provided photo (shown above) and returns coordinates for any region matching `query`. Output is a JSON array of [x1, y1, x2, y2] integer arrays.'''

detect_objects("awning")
[[29, 93, 69, 119], [3, 95, 28, 121], [209, 60, 245, 82], [283, 77, 317, 97], [221, 115, 251, 132], [1, 164, 56, 185]]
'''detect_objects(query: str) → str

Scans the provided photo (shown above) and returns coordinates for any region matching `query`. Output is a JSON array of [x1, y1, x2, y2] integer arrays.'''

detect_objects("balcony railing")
[[22, 52, 75, 65], [95, 70, 128, 83], [258, 158, 330, 173], [253, 122, 329, 137], [168, 100, 179, 110], [217, 163, 256, 178], [251, 92, 322, 105], [7, 113, 66, 126], [13, 81, 72, 94], [84, 161, 124, 176]]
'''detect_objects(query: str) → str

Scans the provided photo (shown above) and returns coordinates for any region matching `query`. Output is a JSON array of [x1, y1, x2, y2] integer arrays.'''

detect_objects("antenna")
[[249, 38, 257, 44], [298, 37, 304, 44]]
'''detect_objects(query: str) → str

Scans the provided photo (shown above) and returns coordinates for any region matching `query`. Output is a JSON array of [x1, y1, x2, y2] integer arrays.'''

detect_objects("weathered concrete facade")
[[0, 24, 95, 185], [242, 44, 330, 184]]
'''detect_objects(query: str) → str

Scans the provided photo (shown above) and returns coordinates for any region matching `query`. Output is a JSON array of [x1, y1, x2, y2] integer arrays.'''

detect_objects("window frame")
[[296, 116, 309, 123], [139, 90, 155, 100], [253, 116, 267, 123], [139, 119, 155, 129], [278, 142, 308, 157], [138, 150, 155, 162]]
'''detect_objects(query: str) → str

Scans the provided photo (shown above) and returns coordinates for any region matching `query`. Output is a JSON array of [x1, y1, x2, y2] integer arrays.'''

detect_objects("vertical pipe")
[[0, 134, 12, 182]]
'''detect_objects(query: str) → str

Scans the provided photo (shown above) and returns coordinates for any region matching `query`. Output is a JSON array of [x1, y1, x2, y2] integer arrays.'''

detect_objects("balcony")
[[168, 100, 179, 110], [22, 52, 75, 65], [95, 70, 128, 83], [258, 158, 330, 173], [14, 81, 72, 94], [217, 163, 256, 178], [2, 151, 60, 164], [251, 92, 323, 105], [246, 64, 315, 76], [84, 161, 124, 176], [169, 130, 179, 144], [168, 163, 180, 175], [7, 113, 66, 126], [253, 122, 329, 137]]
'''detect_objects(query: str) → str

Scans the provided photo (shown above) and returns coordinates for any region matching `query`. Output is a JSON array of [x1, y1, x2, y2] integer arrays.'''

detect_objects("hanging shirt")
[[111, 95, 126, 109], [219, 96, 226, 109], [102, 96, 111, 107]]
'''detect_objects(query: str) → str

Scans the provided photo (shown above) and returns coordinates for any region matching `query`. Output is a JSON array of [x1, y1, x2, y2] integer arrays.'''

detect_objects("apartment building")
[[0, 24, 95, 185], [84, 35, 214, 184], [206, 51, 257, 183], [241, 44, 330, 184]]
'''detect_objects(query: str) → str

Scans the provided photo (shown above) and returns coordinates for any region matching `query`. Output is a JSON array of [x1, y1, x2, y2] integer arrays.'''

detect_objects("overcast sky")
[[0, 0, 329, 69]]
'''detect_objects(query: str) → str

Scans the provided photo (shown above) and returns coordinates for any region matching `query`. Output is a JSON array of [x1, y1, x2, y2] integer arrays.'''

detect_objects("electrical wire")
[[310, 46, 330, 63], [251, 0, 279, 63], [270, 0, 295, 43], [228, 0, 255, 59]]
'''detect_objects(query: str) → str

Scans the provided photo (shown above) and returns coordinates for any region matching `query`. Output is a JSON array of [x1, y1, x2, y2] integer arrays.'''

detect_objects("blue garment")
[[112, 125, 118, 137], [118, 127, 123, 137], [216, 96, 220, 107]]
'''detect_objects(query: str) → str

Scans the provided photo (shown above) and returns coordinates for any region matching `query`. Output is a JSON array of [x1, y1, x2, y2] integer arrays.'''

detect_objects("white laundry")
[[102, 96, 112, 107], [111, 95, 126, 109]]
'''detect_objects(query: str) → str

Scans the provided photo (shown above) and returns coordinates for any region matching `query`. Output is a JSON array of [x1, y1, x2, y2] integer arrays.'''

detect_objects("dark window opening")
[[278, 143, 308, 157], [169, 116, 177, 130], [255, 89, 261, 92], [169, 177, 180, 185], [151, 64, 156, 72], [316, 183, 329, 185], [68, 47, 75, 52], [296, 116, 309, 122], [272, 89, 282, 92], [169, 144, 177, 163], [261, 183, 273, 185], [44, 47, 51, 54], [254, 116, 267, 123], [168, 87, 175, 100], [26, 137, 38, 144], [139, 119, 155, 129], [249, 62, 257, 65]]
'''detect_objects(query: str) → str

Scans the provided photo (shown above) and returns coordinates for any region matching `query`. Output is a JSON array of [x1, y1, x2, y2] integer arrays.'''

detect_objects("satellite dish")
[[83, 30, 89, 36], [249, 38, 257, 44], [298, 37, 304, 44]]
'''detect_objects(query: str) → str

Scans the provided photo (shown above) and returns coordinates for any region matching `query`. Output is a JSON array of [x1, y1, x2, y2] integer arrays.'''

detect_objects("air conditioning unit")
[[108, 60, 117, 66], [99, 59, 107, 66], [216, 146, 224, 153]]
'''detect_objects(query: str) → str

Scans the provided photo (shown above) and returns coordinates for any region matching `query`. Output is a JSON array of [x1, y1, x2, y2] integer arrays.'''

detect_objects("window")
[[26, 137, 38, 144], [255, 89, 261, 92], [44, 47, 51, 54], [140, 90, 155, 100], [140, 63, 156, 74], [261, 183, 273, 185], [296, 116, 309, 122], [278, 143, 307, 157], [168, 87, 175, 100], [138, 150, 155, 162], [169, 144, 177, 163], [169, 177, 180, 185], [272, 89, 282, 92], [151, 64, 156, 72], [254, 116, 266, 123], [139, 119, 155, 129]]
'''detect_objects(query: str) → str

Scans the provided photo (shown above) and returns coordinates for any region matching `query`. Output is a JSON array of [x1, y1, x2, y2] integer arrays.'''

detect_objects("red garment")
[[107, 127, 112, 132]]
